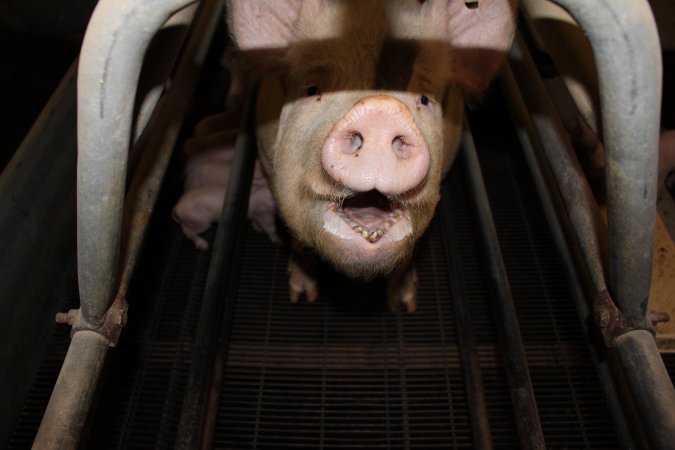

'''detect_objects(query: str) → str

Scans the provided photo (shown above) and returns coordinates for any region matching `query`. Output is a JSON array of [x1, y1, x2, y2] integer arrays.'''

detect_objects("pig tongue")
[[339, 191, 401, 243]]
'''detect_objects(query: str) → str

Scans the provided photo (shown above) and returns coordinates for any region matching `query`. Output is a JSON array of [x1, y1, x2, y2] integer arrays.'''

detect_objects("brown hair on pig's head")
[[228, 0, 517, 280]]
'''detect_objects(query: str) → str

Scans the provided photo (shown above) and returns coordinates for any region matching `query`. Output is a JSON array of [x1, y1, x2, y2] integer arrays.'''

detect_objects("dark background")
[[0, 0, 97, 170]]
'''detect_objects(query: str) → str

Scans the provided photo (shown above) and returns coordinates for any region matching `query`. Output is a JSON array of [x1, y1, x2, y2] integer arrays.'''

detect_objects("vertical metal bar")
[[76, 0, 197, 326], [461, 125, 546, 449], [551, 0, 661, 322], [439, 182, 493, 450], [175, 88, 259, 450], [32, 331, 109, 449]]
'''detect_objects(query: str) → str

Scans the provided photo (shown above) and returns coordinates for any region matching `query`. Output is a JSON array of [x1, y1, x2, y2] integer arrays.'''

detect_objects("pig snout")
[[321, 95, 430, 195]]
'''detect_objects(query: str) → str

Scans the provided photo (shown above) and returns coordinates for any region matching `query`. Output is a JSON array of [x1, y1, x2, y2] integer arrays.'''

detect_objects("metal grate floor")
[[210, 142, 619, 448]]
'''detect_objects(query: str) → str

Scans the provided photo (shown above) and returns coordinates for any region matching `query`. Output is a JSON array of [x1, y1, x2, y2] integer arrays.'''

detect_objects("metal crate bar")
[[460, 123, 546, 449], [175, 87, 259, 450], [76, 0, 197, 327], [550, 0, 661, 323], [498, 60, 638, 448], [504, 0, 675, 447], [439, 182, 493, 449]]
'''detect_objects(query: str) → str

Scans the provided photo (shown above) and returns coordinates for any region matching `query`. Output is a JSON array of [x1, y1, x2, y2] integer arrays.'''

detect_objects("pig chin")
[[311, 198, 416, 280]]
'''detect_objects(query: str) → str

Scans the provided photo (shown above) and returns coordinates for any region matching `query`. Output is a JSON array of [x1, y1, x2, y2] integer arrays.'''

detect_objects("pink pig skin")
[[226, 0, 518, 310]]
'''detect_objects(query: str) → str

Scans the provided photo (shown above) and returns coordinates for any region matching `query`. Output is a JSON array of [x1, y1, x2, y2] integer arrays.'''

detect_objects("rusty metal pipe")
[[76, 0, 197, 327], [550, 0, 661, 323], [32, 331, 109, 449]]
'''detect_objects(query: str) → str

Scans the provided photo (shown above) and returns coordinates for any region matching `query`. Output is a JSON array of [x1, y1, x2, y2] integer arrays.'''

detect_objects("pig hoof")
[[387, 266, 418, 313], [194, 238, 209, 251], [401, 292, 417, 313], [288, 280, 318, 303], [288, 256, 319, 304]]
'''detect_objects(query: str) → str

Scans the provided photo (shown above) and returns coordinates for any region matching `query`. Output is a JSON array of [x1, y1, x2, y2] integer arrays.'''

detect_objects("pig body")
[[173, 185, 228, 251], [173, 157, 280, 248], [173, 113, 280, 249], [228, 0, 518, 310]]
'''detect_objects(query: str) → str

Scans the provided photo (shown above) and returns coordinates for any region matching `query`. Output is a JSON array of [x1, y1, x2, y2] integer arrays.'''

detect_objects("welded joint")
[[55, 295, 128, 347], [594, 289, 654, 346]]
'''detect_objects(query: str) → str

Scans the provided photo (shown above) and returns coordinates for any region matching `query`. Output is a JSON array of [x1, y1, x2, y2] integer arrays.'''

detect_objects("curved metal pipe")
[[76, 0, 197, 326], [613, 330, 675, 448], [551, 0, 662, 321]]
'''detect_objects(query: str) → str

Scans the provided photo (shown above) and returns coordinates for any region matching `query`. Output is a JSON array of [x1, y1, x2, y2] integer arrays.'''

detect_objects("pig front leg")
[[288, 239, 319, 303], [387, 264, 418, 313]]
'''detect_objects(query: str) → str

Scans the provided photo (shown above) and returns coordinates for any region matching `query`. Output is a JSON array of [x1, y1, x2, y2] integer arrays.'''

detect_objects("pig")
[[173, 157, 280, 248], [227, 0, 518, 311], [173, 185, 228, 250], [173, 114, 280, 249]]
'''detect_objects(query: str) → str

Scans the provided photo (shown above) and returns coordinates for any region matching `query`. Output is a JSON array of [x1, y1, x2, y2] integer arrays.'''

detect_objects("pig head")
[[227, 0, 517, 307]]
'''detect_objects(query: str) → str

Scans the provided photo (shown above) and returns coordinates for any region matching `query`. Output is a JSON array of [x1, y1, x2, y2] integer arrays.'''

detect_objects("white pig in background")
[[224, 0, 518, 311], [172, 116, 280, 250]]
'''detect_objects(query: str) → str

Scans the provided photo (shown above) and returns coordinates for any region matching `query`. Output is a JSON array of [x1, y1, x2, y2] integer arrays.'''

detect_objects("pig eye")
[[306, 85, 320, 97], [420, 95, 430, 106]]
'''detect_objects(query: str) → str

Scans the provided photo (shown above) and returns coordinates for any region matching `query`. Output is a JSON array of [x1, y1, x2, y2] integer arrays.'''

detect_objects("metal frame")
[[33, 0, 226, 447], [501, 0, 675, 447]]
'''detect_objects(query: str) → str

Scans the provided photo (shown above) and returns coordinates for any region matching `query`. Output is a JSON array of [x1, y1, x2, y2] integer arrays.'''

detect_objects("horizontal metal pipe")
[[76, 0, 197, 326], [32, 331, 109, 449], [551, 0, 661, 322], [461, 123, 546, 450], [613, 330, 675, 449]]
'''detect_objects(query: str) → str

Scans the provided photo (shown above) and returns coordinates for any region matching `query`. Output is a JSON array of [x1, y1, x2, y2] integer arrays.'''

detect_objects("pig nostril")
[[350, 132, 363, 153], [392, 136, 410, 158]]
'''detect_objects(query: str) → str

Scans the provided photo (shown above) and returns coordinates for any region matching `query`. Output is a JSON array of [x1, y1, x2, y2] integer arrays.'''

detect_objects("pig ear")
[[443, 0, 518, 92], [226, 0, 306, 68]]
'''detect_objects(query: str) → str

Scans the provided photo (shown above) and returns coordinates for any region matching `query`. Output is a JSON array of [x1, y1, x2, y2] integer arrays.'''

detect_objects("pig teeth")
[[352, 225, 385, 243]]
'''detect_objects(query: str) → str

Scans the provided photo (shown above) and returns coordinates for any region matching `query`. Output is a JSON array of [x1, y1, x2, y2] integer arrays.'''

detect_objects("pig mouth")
[[325, 190, 409, 244]]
